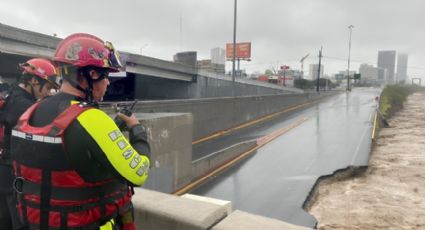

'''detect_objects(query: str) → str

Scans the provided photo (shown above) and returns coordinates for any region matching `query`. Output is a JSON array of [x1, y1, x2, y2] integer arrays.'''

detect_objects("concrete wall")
[[103, 91, 339, 141], [194, 75, 289, 98], [137, 113, 193, 193], [133, 74, 291, 100], [192, 140, 257, 180]]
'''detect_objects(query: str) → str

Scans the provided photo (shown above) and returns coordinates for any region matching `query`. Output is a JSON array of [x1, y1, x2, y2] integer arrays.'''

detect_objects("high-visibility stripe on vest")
[[76, 109, 149, 186], [11, 102, 133, 229]]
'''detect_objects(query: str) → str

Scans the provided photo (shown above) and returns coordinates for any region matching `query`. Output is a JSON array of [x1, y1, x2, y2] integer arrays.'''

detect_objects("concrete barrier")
[[133, 188, 227, 230], [192, 140, 257, 181], [102, 91, 340, 141], [137, 113, 193, 193], [132, 188, 311, 230], [212, 210, 311, 230]]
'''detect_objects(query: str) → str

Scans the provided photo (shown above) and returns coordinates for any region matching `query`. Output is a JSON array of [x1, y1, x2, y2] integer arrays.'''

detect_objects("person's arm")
[[128, 124, 151, 160], [74, 109, 150, 186], [115, 112, 151, 160], [4, 97, 33, 128]]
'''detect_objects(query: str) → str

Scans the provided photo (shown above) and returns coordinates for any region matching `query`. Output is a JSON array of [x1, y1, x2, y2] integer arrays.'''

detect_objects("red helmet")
[[53, 33, 122, 72], [20, 58, 60, 89]]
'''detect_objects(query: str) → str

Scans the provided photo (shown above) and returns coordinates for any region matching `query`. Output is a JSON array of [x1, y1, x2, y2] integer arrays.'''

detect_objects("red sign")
[[226, 42, 251, 59]]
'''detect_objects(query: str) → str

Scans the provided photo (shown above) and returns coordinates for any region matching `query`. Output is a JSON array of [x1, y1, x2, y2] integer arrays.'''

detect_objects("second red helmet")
[[20, 58, 60, 89]]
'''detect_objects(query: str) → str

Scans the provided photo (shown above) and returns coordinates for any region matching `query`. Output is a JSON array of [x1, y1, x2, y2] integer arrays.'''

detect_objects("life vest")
[[11, 102, 133, 230]]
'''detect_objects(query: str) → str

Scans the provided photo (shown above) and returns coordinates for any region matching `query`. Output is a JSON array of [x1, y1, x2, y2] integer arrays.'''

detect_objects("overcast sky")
[[1, 0, 424, 78]]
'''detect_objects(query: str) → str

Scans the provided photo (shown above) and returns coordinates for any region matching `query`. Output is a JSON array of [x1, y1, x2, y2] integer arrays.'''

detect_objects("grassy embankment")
[[379, 85, 420, 117], [373, 85, 424, 139]]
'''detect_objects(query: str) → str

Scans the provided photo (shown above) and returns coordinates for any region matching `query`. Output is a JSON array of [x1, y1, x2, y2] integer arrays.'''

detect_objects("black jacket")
[[0, 85, 35, 192], [0, 85, 36, 158]]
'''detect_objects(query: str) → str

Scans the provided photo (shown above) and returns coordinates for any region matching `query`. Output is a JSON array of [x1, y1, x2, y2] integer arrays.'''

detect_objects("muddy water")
[[308, 91, 425, 229]]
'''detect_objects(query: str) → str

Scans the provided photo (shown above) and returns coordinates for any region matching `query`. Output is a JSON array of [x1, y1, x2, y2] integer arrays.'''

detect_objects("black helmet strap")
[[19, 74, 46, 99], [78, 67, 95, 103], [59, 65, 100, 106]]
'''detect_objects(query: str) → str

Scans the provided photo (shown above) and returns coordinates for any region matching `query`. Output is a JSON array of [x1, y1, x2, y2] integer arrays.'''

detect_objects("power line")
[[228, 54, 425, 73], [322, 55, 425, 70]]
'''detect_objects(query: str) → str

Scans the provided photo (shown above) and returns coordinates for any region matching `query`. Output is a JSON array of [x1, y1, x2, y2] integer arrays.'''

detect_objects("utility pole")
[[179, 15, 183, 51], [300, 53, 310, 78], [316, 46, 323, 93], [347, 25, 354, 91], [232, 0, 237, 97], [140, 43, 148, 55]]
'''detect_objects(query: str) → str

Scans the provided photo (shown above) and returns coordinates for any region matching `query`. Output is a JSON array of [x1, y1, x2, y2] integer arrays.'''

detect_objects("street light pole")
[[232, 0, 237, 97], [317, 46, 323, 93], [346, 25, 354, 91]]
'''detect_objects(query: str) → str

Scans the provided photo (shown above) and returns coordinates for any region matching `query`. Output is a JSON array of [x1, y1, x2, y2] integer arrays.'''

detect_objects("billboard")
[[226, 42, 251, 59]]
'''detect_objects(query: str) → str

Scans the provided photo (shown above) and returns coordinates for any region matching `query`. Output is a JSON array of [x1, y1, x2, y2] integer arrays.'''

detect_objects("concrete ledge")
[[132, 189, 311, 230], [133, 188, 227, 230], [182, 194, 233, 216], [212, 210, 311, 230]]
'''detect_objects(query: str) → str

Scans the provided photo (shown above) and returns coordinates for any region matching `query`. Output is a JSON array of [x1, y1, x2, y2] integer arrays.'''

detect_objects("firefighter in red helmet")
[[0, 58, 60, 229], [10, 33, 150, 230]]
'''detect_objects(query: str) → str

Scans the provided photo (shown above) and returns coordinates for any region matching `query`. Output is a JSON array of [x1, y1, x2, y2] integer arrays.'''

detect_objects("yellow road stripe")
[[371, 111, 378, 140], [173, 117, 308, 196], [192, 101, 315, 145]]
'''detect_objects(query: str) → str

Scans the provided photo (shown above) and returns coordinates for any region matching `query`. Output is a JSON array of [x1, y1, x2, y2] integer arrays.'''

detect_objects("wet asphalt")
[[192, 88, 381, 228]]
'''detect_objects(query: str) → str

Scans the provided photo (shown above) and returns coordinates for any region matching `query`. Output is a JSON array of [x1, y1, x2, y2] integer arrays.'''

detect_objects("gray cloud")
[[1, 0, 424, 78]]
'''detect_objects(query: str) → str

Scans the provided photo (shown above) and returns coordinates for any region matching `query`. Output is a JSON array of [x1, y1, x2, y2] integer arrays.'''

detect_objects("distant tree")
[[294, 79, 314, 89], [315, 78, 336, 89], [265, 69, 274, 76]]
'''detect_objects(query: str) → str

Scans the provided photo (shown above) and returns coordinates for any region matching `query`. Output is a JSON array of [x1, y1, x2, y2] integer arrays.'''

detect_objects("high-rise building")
[[197, 47, 226, 74], [359, 64, 379, 83], [173, 51, 197, 66], [377, 68, 388, 85], [396, 53, 408, 83], [377, 50, 396, 84], [211, 47, 225, 65], [309, 64, 324, 81]]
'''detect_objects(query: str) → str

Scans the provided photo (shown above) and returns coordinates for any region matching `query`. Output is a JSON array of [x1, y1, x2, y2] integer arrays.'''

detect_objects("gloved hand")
[[115, 112, 140, 132]]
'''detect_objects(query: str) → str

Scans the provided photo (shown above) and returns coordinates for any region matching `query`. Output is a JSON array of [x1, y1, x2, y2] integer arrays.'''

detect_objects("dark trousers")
[[0, 164, 27, 230]]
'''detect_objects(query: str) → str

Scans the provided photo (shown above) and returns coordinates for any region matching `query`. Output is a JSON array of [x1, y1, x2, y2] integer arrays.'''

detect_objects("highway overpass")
[[0, 23, 301, 100]]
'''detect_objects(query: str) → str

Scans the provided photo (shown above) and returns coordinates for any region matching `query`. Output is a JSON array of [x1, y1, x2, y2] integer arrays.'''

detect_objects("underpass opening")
[[0, 52, 32, 85], [104, 72, 136, 101]]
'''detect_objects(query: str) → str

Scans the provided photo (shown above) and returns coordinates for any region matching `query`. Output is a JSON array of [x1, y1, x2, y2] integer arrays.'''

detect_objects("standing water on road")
[[193, 88, 381, 228]]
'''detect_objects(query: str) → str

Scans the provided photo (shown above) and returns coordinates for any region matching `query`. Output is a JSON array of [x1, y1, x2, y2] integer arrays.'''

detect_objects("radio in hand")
[[113, 100, 138, 131]]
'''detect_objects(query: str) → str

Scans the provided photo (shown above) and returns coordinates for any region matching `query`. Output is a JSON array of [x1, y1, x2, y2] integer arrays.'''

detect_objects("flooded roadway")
[[192, 88, 381, 228]]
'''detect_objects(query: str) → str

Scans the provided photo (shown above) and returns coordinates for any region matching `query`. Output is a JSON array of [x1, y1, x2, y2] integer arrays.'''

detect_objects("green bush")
[[379, 85, 423, 118]]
